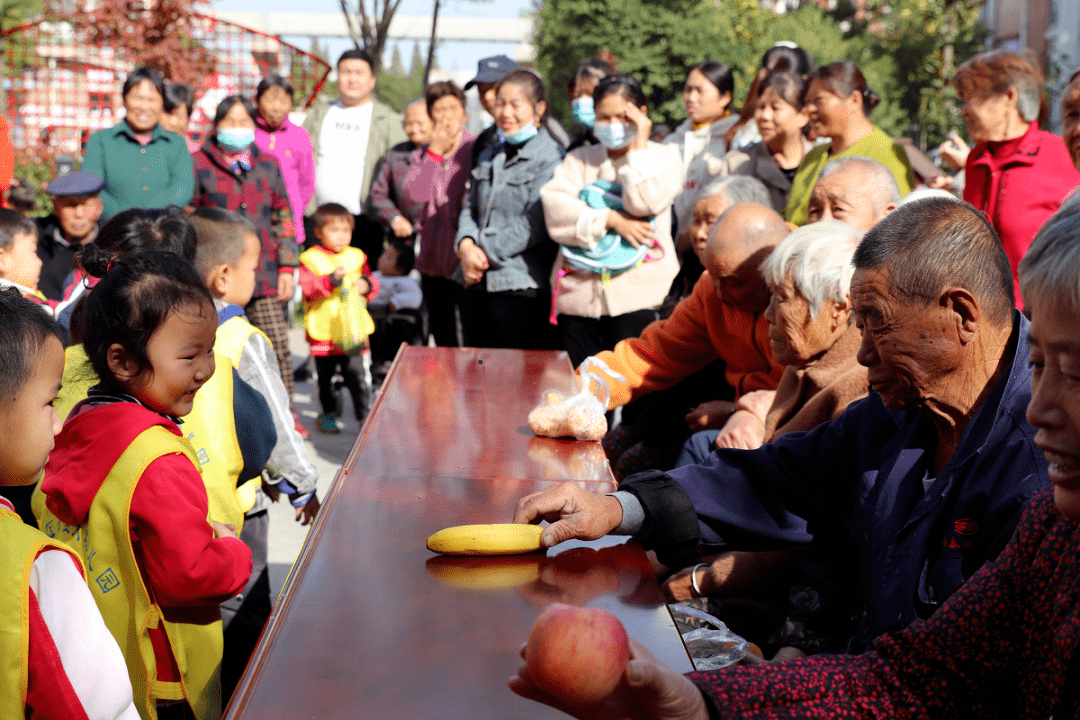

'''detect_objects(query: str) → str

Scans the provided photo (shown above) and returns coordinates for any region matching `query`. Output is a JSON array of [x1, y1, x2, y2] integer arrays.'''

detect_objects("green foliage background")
[[535, 0, 986, 150]]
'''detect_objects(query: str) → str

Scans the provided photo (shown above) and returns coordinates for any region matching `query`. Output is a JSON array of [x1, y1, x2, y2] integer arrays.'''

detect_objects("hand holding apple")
[[525, 603, 630, 705], [511, 612, 709, 720]]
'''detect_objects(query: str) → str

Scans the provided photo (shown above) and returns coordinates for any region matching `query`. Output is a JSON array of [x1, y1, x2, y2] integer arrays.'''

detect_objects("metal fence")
[[1, 12, 330, 164]]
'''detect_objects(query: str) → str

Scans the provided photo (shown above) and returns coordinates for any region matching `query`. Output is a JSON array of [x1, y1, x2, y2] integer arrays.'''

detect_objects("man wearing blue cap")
[[35, 170, 104, 301]]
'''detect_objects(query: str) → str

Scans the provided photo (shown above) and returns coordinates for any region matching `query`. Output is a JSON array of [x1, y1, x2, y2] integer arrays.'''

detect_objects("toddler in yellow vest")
[[39, 249, 252, 720], [191, 207, 322, 701], [0, 289, 138, 718], [298, 203, 379, 434]]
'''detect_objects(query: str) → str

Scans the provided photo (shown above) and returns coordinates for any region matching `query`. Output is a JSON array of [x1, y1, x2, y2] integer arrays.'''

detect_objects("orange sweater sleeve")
[[590, 272, 783, 409]]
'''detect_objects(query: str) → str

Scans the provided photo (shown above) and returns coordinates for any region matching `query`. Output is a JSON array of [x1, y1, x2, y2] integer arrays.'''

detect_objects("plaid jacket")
[[192, 141, 298, 299]]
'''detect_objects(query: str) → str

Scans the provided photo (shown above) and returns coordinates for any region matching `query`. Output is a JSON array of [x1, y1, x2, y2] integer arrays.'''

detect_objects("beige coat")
[[721, 137, 815, 214], [663, 115, 739, 234], [541, 141, 682, 318]]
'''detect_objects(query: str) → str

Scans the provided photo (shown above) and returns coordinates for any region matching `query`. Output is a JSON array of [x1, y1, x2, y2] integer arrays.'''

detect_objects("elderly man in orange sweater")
[[595, 157, 902, 480], [593, 202, 787, 479]]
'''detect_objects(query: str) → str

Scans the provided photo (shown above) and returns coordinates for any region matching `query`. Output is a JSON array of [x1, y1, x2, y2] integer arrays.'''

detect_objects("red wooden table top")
[[225, 347, 692, 719]]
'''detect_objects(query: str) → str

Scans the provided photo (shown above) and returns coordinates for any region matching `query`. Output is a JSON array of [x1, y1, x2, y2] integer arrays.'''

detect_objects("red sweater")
[[42, 402, 251, 682], [963, 122, 1080, 309]]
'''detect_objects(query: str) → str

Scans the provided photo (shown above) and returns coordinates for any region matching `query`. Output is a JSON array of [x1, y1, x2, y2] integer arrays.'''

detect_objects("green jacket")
[[783, 126, 914, 226], [80, 120, 194, 219], [301, 98, 406, 217]]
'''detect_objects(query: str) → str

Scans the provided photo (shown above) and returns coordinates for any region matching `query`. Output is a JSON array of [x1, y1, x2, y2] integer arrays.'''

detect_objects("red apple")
[[524, 603, 630, 706]]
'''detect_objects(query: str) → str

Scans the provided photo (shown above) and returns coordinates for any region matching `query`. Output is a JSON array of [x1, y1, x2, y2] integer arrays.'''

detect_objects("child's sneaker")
[[293, 411, 310, 439], [316, 414, 341, 434]]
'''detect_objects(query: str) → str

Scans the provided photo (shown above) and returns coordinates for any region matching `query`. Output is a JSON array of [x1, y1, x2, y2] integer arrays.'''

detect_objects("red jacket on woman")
[[963, 122, 1080, 308]]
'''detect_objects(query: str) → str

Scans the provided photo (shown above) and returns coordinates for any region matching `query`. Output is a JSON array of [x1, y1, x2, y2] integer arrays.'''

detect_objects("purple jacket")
[[401, 131, 474, 279], [255, 116, 315, 246]]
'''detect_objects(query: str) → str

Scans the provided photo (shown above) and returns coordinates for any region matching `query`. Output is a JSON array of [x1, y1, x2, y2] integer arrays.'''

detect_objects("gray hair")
[[1019, 192, 1080, 312], [700, 174, 772, 209], [898, 187, 961, 206], [817, 156, 901, 212], [761, 219, 860, 317]]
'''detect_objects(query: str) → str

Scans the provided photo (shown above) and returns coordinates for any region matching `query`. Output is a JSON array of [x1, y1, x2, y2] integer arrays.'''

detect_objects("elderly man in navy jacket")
[[516, 197, 1048, 653]]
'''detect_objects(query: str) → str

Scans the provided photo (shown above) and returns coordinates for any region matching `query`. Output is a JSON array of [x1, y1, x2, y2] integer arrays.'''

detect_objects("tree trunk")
[[423, 0, 440, 88]]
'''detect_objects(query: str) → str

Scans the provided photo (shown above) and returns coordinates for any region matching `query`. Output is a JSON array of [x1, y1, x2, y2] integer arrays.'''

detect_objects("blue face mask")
[[593, 121, 636, 150], [570, 97, 596, 129], [217, 127, 255, 152], [502, 124, 539, 146]]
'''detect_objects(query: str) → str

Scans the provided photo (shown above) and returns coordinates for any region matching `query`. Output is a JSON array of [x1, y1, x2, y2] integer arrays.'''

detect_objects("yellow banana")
[[426, 523, 545, 556], [425, 555, 543, 589]]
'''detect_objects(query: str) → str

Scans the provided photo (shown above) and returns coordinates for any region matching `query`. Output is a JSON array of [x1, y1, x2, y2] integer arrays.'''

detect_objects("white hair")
[[818, 156, 901, 211], [761, 219, 861, 317], [1019, 191, 1080, 312], [699, 174, 772, 209], [898, 187, 961, 206]]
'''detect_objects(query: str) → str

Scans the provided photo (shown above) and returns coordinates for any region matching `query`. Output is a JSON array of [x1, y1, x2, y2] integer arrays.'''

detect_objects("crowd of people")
[[2, 35, 1080, 720]]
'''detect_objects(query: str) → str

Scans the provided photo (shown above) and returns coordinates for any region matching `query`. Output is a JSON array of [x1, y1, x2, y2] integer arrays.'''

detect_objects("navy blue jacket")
[[623, 312, 1048, 644]]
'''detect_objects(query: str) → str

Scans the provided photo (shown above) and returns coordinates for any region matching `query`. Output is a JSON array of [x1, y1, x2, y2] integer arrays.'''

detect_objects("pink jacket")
[[402, 131, 475, 279], [255, 116, 316, 246]]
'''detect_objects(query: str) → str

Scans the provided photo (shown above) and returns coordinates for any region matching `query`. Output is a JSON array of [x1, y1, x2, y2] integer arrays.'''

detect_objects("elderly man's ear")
[[941, 287, 980, 344]]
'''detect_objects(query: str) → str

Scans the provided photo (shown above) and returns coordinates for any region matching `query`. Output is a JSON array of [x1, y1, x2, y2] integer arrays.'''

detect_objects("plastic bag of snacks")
[[527, 363, 612, 441]]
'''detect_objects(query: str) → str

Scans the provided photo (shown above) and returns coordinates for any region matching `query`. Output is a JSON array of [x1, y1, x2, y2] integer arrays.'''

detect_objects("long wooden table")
[[225, 347, 692, 719]]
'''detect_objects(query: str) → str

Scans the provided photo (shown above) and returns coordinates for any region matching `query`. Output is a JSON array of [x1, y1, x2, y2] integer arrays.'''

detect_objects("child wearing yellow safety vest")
[[0, 289, 139, 719], [191, 207, 321, 701], [40, 249, 251, 720], [298, 203, 379, 435]]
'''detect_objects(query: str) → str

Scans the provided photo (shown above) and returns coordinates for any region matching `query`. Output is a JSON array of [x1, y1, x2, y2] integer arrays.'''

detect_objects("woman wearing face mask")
[[81, 67, 194, 219], [664, 60, 739, 244], [192, 95, 299, 402], [721, 72, 813, 213], [455, 70, 565, 349], [541, 73, 682, 366], [566, 54, 616, 152], [784, 61, 914, 225]]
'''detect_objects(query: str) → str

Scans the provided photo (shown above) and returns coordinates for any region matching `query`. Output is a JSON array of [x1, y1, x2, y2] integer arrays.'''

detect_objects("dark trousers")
[[220, 510, 270, 706], [314, 354, 369, 420], [460, 286, 561, 350], [421, 273, 464, 347], [304, 214, 386, 267], [557, 309, 659, 368]]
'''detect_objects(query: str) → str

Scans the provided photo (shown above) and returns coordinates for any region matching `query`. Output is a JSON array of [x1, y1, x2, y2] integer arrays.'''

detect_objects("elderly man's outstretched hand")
[[514, 483, 624, 548], [509, 637, 710, 720]]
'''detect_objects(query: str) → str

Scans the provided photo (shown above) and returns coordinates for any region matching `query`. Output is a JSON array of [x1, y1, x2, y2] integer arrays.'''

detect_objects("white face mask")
[[593, 121, 636, 150]]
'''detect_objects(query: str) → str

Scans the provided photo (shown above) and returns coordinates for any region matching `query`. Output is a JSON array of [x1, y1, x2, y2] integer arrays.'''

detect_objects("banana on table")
[[426, 524, 544, 556]]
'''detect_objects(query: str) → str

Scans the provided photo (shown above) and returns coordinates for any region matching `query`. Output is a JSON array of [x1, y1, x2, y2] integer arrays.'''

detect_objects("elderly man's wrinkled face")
[[806, 169, 891, 232], [1027, 299, 1080, 520], [690, 195, 729, 265], [765, 276, 847, 367], [851, 266, 959, 411], [1061, 78, 1080, 170], [403, 102, 433, 145], [53, 195, 103, 243]]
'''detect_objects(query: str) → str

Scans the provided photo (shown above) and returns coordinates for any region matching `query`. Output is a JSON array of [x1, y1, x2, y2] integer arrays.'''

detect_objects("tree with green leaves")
[[534, 0, 986, 150]]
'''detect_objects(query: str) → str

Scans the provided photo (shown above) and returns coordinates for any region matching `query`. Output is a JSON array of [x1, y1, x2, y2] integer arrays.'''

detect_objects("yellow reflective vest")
[[215, 312, 270, 514], [298, 245, 374, 342], [41, 345, 248, 532], [0, 506, 85, 718], [39, 427, 223, 720]]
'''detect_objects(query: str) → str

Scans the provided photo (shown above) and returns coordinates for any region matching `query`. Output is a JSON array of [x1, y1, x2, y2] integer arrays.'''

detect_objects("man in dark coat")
[[35, 171, 104, 301]]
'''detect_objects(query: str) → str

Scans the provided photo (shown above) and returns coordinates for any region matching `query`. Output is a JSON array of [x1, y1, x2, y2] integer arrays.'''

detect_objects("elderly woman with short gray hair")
[[953, 49, 1080, 309], [677, 219, 868, 463]]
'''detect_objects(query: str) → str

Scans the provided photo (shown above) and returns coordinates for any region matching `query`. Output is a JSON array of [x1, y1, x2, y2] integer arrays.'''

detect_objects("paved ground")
[[265, 325, 360, 602]]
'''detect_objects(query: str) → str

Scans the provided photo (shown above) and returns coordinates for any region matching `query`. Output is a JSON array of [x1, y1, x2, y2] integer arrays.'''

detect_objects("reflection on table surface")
[[225, 348, 690, 719]]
